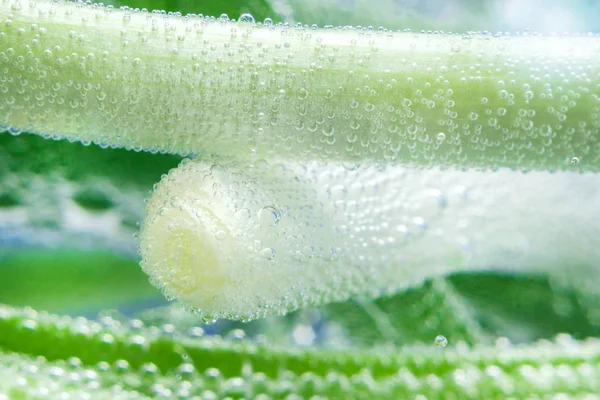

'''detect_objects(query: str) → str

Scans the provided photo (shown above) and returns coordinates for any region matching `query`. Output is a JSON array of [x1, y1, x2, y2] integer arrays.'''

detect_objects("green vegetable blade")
[[2, 304, 600, 398]]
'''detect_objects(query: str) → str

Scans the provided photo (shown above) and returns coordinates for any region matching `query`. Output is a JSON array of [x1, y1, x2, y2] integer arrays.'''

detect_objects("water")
[[1, 0, 600, 397]]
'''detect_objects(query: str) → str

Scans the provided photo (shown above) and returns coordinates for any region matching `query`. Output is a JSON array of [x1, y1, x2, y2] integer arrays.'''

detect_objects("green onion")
[[1, 0, 599, 171], [139, 159, 600, 320], [2, 305, 600, 398]]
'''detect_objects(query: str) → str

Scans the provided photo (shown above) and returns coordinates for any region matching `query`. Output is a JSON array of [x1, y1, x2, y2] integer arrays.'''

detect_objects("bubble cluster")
[[0, 353, 146, 399], [1, 1, 599, 171], [139, 159, 600, 321], [2, 305, 600, 398]]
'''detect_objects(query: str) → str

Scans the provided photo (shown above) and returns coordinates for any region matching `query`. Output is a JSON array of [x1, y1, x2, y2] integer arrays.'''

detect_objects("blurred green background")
[[1, 0, 599, 349], [3, 133, 600, 348]]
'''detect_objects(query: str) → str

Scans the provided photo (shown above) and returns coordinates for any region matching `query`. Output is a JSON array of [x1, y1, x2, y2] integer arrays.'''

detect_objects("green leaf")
[[324, 273, 600, 347], [2, 304, 600, 398], [0, 133, 179, 252], [0, 132, 180, 191]]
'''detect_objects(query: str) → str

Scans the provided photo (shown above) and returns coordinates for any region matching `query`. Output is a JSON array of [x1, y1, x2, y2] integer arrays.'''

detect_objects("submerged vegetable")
[[140, 159, 600, 320], [2, 304, 600, 399], [1, 0, 599, 321], [3, 0, 600, 397], [1, 0, 599, 171]]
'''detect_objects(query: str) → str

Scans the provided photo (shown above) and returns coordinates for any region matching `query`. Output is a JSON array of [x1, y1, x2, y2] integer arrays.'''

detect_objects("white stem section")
[[139, 160, 600, 320]]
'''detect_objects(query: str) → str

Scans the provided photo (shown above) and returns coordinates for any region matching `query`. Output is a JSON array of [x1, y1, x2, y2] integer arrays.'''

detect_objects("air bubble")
[[8, 127, 22, 136], [540, 125, 552, 137], [258, 206, 281, 226], [259, 247, 275, 260], [435, 335, 448, 348], [238, 13, 255, 24], [322, 125, 335, 137], [297, 88, 309, 100]]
